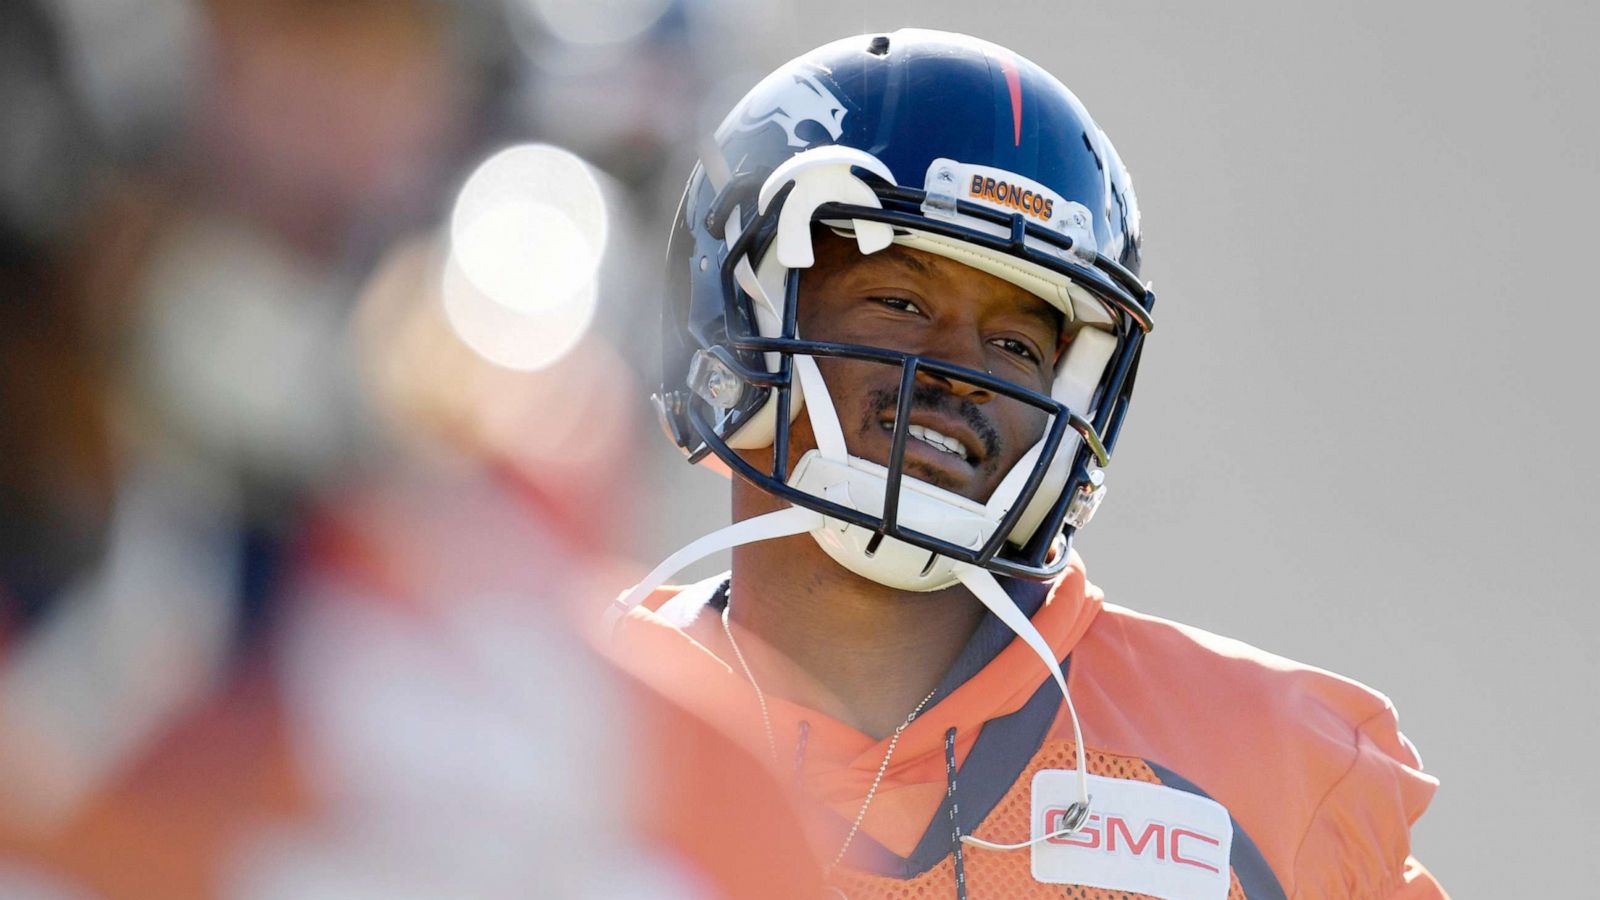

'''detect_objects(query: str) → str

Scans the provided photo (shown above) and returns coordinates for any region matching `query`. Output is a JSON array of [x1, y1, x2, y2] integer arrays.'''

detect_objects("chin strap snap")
[[957, 799, 1092, 851]]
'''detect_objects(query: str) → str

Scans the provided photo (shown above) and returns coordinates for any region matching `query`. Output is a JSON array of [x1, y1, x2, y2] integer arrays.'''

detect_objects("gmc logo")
[[1042, 808, 1224, 874]]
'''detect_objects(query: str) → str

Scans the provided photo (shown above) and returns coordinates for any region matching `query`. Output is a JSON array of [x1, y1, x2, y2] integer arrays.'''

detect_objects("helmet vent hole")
[[868, 35, 890, 56]]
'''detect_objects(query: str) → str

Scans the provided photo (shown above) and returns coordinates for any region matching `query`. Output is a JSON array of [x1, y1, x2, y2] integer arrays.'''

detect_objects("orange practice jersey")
[[610, 551, 1446, 900]]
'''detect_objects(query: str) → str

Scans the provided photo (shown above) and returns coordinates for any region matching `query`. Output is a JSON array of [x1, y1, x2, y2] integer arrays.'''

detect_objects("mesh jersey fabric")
[[606, 551, 1447, 899], [830, 741, 1250, 900]]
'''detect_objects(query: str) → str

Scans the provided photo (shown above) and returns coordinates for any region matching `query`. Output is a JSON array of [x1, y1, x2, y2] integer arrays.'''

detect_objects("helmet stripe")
[[998, 54, 1023, 147]]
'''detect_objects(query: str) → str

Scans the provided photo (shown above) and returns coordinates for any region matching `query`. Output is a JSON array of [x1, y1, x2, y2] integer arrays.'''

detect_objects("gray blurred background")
[[2, 0, 1593, 895]]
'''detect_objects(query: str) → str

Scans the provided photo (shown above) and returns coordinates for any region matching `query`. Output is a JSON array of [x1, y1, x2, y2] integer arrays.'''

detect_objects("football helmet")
[[650, 28, 1152, 585]]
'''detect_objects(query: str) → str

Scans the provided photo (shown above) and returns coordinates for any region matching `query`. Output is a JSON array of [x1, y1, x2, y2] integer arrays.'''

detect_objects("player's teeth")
[[906, 424, 970, 461]]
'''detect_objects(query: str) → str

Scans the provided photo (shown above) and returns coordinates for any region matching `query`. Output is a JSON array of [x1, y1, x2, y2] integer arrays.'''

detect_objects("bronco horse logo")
[[718, 69, 847, 149]]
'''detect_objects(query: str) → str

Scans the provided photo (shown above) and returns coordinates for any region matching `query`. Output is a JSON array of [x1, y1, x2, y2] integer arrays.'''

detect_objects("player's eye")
[[991, 337, 1040, 363], [871, 296, 922, 315]]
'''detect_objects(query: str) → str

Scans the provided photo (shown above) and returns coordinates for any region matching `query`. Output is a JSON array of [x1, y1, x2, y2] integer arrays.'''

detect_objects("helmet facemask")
[[657, 145, 1150, 592]]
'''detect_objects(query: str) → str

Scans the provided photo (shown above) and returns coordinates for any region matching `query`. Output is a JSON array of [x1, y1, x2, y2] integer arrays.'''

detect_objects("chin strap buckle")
[[1063, 468, 1106, 529], [688, 349, 746, 415]]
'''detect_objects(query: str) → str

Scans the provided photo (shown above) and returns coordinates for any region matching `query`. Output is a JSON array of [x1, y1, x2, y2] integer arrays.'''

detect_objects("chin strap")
[[602, 506, 825, 633], [954, 564, 1093, 850], [603, 509, 1095, 848]]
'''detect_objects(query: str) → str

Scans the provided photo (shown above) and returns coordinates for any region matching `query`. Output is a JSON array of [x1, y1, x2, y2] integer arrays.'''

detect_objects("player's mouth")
[[881, 419, 975, 463], [878, 417, 986, 485]]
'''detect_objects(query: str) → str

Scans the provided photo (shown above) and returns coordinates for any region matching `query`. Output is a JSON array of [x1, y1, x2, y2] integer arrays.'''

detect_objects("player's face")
[[786, 233, 1063, 503]]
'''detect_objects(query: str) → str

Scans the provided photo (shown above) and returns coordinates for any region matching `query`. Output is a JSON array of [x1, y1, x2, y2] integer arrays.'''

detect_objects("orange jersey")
[[609, 551, 1446, 899]]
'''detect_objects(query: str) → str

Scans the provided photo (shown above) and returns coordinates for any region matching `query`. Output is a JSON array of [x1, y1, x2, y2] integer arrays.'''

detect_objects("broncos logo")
[[717, 69, 847, 149]]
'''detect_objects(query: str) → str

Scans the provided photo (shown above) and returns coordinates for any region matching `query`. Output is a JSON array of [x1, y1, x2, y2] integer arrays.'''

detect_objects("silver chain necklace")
[[720, 595, 940, 877]]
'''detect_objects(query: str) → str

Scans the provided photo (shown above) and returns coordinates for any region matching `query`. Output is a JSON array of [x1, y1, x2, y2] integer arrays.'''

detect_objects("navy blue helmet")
[[654, 29, 1155, 590]]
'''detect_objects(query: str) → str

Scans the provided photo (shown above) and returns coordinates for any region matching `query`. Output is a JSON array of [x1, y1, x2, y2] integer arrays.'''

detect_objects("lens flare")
[[526, 0, 671, 46], [442, 250, 597, 372], [444, 144, 607, 371], [453, 201, 592, 313]]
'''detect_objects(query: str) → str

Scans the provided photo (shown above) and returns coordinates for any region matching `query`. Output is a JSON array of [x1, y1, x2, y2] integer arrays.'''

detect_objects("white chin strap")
[[954, 563, 1093, 848], [603, 510, 1094, 844], [601, 505, 824, 633]]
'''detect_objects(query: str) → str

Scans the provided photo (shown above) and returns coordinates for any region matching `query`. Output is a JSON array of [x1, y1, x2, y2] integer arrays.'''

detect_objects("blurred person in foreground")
[[0, 0, 821, 894], [607, 29, 1446, 899]]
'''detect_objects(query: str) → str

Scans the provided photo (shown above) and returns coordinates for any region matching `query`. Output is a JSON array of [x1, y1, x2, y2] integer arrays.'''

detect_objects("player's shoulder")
[[1083, 600, 1403, 734], [648, 573, 728, 627], [602, 573, 736, 709], [1074, 602, 1441, 897]]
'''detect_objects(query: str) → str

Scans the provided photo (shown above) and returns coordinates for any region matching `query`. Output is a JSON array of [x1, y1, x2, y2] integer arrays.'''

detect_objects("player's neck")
[[727, 531, 983, 740]]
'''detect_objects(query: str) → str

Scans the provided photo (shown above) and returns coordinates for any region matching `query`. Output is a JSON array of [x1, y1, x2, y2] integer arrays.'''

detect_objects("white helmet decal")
[[718, 70, 847, 150]]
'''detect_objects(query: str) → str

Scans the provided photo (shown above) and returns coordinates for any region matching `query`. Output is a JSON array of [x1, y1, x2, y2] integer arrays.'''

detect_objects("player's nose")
[[912, 329, 993, 402]]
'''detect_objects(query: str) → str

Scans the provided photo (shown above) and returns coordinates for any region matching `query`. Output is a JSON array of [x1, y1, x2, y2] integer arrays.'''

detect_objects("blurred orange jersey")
[[0, 483, 824, 900], [610, 551, 1446, 900]]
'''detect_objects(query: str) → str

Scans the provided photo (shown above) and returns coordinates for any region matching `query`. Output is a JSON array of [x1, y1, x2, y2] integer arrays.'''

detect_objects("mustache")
[[860, 383, 1002, 461]]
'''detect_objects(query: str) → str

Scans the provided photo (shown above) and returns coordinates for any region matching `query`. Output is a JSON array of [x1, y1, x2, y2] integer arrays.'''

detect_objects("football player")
[[608, 29, 1445, 899]]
